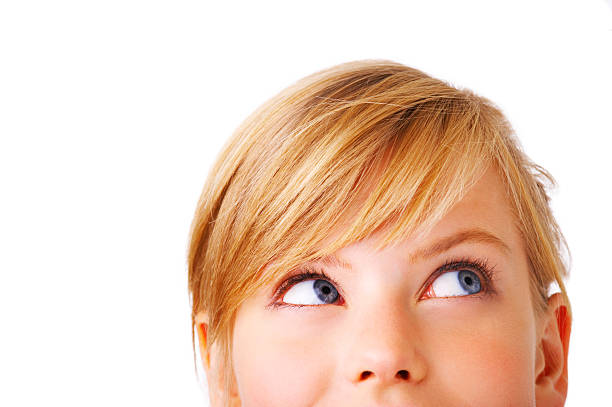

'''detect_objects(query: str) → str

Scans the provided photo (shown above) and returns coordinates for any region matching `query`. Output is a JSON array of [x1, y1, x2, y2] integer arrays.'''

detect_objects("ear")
[[195, 311, 212, 371], [195, 311, 241, 407], [534, 293, 571, 406]]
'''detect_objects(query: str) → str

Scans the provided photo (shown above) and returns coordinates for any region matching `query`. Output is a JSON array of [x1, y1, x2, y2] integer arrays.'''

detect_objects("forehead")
[[420, 166, 518, 256], [318, 165, 521, 264]]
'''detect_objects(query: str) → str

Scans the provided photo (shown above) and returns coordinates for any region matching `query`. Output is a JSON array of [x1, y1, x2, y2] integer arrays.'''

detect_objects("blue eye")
[[424, 269, 483, 298], [282, 279, 340, 305]]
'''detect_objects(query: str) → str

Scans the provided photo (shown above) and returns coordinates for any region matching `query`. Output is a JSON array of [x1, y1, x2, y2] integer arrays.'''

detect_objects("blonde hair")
[[187, 59, 570, 405]]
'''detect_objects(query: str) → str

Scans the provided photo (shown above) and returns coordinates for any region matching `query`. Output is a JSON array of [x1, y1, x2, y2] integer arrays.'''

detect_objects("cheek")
[[423, 303, 537, 406], [231, 311, 336, 407]]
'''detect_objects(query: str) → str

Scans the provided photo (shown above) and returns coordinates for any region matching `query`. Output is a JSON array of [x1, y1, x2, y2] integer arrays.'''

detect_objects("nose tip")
[[345, 321, 428, 386]]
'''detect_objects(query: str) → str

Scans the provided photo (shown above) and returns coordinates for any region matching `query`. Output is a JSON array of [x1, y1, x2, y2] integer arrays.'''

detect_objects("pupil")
[[322, 286, 330, 294], [464, 276, 473, 286]]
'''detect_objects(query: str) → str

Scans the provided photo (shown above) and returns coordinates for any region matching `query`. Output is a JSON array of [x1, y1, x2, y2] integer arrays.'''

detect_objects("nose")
[[343, 305, 427, 386]]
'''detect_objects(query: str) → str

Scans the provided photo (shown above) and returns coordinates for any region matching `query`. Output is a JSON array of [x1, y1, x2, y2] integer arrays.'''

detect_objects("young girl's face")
[[218, 167, 564, 406]]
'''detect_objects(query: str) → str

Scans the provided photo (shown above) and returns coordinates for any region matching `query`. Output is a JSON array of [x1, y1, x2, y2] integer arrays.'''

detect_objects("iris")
[[457, 270, 481, 294], [313, 279, 339, 303]]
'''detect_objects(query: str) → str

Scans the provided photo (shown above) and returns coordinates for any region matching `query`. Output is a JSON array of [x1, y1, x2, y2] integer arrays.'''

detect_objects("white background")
[[1, 1, 611, 406]]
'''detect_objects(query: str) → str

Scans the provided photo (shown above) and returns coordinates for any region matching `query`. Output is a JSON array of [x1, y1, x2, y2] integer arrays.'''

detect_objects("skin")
[[197, 166, 570, 407]]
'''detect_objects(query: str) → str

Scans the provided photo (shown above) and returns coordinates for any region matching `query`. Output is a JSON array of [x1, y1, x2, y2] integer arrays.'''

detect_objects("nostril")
[[396, 370, 409, 380], [358, 370, 410, 381]]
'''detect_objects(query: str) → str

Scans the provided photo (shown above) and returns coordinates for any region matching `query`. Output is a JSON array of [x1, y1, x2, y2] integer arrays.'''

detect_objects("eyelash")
[[270, 256, 497, 309]]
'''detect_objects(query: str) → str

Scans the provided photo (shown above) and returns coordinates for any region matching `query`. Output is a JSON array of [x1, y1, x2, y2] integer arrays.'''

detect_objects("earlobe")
[[534, 293, 571, 406]]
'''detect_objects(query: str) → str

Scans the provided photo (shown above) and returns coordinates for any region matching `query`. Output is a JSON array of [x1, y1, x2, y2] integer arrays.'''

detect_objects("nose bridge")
[[342, 296, 427, 385]]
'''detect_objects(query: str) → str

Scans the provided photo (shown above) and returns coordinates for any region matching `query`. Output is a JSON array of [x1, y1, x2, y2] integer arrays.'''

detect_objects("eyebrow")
[[311, 228, 511, 270], [407, 228, 511, 262]]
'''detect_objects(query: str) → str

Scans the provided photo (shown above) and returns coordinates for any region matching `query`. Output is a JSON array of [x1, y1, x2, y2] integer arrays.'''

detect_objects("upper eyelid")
[[436, 259, 494, 280]]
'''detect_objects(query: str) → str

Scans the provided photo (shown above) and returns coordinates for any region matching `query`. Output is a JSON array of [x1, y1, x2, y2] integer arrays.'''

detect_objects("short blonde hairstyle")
[[187, 59, 570, 405]]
